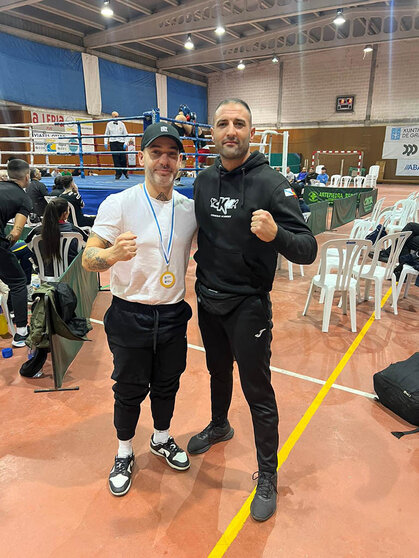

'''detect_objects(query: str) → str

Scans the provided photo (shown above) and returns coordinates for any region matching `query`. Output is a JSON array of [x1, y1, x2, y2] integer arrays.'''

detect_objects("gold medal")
[[160, 270, 176, 288]]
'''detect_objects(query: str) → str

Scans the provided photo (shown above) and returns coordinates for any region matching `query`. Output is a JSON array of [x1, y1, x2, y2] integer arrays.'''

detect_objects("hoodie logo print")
[[210, 197, 239, 215]]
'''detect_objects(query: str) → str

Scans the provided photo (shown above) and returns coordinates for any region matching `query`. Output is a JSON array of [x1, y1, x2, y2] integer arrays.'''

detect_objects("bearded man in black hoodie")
[[188, 99, 317, 522]]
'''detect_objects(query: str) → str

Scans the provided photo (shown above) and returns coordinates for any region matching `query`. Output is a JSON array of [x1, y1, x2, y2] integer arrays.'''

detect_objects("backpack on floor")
[[373, 353, 419, 438]]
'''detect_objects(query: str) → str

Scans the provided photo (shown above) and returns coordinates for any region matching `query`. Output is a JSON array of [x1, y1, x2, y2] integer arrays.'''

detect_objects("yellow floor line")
[[208, 287, 393, 558]]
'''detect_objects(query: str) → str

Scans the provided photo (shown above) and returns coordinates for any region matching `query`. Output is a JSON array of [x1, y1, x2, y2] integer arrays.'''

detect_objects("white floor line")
[[89, 318, 375, 400]]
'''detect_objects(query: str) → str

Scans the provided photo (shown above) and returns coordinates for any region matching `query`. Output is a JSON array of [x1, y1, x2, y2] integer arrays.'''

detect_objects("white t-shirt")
[[92, 183, 196, 304]]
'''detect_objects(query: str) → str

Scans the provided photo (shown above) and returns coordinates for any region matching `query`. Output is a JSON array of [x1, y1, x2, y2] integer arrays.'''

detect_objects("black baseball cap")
[[141, 122, 183, 151]]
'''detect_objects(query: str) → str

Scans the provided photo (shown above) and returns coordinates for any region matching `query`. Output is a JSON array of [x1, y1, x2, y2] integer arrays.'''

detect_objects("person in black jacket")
[[0, 159, 32, 347], [188, 99, 317, 522], [26, 197, 88, 277], [26, 168, 48, 218]]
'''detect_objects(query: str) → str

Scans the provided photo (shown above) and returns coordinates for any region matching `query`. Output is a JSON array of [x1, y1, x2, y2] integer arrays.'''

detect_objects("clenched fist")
[[111, 231, 137, 262], [250, 210, 278, 242]]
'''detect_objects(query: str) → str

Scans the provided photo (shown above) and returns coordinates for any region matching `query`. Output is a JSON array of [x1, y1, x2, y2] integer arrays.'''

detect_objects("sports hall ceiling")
[[0, 0, 418, 85]]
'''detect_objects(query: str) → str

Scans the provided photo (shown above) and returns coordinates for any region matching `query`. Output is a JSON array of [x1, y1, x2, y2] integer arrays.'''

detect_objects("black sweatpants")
[[198, 294, 279, 474], [0, 241, 28, 327], [104, 296, 191, 441], [109, 141, 128, 178]]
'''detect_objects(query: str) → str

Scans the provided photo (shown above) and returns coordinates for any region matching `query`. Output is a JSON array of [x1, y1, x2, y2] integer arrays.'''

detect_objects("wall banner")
[[383, 125, 419, 159], [31, 110, 93, 153], [396, 159, 419, 176]]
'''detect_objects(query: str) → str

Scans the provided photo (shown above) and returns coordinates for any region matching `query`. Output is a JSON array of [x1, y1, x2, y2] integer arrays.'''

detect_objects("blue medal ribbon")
[[143, 184, 175, 267]]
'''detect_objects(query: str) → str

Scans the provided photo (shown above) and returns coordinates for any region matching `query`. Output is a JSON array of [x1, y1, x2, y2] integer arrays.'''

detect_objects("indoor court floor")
[[0, 184, 417, 558]]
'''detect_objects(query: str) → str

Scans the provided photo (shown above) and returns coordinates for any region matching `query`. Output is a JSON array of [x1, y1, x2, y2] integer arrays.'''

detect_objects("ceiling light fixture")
[[333, 9, 345, 26], [101, 0, 113, 17], [215, 26, 226, 36], [272, 55, 279, 63], [237, 60, 245, 70], [363, 44, 373, 53], [184, 34, 194, 50]]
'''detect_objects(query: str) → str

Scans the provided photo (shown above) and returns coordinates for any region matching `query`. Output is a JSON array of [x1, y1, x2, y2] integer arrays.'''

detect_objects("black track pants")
[[109, 141, 127, 178], [198, 295, 279, 474], [104, 297, 191, 441], [0, 243, 28, 327]]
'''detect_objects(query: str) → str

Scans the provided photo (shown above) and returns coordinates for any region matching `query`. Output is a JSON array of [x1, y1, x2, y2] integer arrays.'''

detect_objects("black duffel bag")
[[373, 352, 419, 438]]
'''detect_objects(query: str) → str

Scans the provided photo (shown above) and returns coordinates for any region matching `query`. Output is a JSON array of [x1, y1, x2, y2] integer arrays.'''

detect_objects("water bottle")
[[0, 307, 9, 336]]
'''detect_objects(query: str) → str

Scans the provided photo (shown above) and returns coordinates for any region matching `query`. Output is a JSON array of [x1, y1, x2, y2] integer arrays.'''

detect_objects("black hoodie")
[[194, 151, 317, 295]]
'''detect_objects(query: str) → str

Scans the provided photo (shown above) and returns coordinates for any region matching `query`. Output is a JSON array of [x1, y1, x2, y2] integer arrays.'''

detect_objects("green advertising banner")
[[358, 188, 378, 217], [307, 201, 329, 236], [303, 185, 374, 205], [49, 251, 99, 389], [330, 195, 358, 229]]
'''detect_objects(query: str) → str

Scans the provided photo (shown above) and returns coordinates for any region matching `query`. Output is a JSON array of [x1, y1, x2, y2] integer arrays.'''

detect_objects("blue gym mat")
[[40, 175, 195, 214]]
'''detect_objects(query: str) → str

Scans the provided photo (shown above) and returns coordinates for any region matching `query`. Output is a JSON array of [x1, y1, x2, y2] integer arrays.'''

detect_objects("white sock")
[[117, 438, 133, 458], [17, 326, 28, 336], [153, 429, 169, 445]]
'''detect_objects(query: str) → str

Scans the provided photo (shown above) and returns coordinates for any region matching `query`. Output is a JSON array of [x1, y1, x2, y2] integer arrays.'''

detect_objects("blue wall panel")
[[0, 32, 85, 110], [99, 59, 157, 116], [167, 77, 208, 123]]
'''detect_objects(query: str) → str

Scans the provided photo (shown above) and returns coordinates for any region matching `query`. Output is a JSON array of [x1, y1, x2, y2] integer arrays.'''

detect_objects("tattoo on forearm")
[[156, 192, 169, 201], [88, 231, 112, 248], [84, 247, 110, 271]]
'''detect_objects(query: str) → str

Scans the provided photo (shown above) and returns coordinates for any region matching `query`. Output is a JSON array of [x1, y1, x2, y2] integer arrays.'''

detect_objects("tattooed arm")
[[82, 231, 137, 272]]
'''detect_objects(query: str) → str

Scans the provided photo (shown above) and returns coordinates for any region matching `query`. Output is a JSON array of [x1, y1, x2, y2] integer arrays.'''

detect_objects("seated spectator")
[[26, 168, 48, 218], [50, 175, 65, 197], [305, 166, 318, 184], [61, 169, 72, 176], [378, 222, 419, 280], [0, 170, 8, 181], [296, 167, 307, 183], [285, 166, 295, 183], [316, 167, 329, 185], [26, 197, 88, 276], [39, 168, 51, 177], [51, 168, 61, 178], [72, 168, 82, 177], [59, 175, 95, 227]]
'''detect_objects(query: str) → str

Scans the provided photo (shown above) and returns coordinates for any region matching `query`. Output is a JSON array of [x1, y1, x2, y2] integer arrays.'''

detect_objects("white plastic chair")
[[303, 238, 372, 333], [339, 176, 352, 188], [276, 255, 304, 281], [322, 219, 373, 276], [397, 265, 419, 299], [364, 174, 377, 188], [0, 280, 16, 337], [330, 175, 341, 187], [353, 176, 365, 188], [386, 197, 416, 235], [352, 231, 412, 319], [368, 165, 380, 179], [29, 232, 84, 282], [67, 203, 92, 234]]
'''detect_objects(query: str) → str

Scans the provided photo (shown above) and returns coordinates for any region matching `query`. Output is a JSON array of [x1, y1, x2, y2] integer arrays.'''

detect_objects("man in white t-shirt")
[[82, 122, 196, 497]]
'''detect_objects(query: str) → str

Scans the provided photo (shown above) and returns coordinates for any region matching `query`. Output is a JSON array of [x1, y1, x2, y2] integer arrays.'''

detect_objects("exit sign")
[[336, 96, 355, 112]]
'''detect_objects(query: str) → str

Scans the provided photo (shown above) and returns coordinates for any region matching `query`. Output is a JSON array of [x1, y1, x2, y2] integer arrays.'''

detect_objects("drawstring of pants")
[[152, 309, 159, 353]]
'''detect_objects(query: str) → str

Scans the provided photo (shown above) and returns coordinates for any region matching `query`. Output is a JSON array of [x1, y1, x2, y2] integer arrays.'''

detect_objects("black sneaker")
[[150, 436, 190, 471], [108, 454, 135, 496], [12, 331, 29, 348], [187, 420, 234, 455], [250, 471, 278, 522]]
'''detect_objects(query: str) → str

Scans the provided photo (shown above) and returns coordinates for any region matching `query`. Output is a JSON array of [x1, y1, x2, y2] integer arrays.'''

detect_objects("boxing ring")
[[0, 109, 288, 213]]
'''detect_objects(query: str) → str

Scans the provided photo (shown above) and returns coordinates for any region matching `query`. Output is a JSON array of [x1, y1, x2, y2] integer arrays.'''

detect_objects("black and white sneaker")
[[150, 436, 190, 471], [108, 454, 135, 496], [12, 331, 29, 348]]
